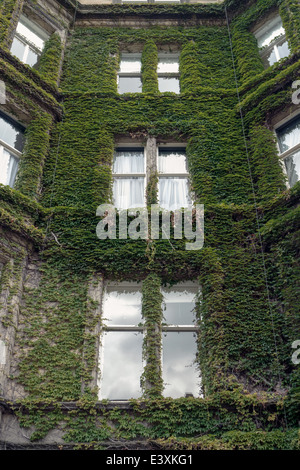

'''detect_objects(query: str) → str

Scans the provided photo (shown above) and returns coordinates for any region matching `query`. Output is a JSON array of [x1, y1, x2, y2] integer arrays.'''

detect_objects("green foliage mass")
[[0, 0, 299, 449]]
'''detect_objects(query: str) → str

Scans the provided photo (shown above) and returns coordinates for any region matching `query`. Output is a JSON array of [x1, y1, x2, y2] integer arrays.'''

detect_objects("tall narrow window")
[[157, 53, 180, 93], [161, 283, 200, 398], [118, 53, 142, 94], [254, 16, 290, 68], [0, 113, 25, 187], [10, 15, 49, 67], [276, 116, 300, 187], [158, 147, 191, 210], [113, 147, 145, 209], [99, 283, 144, 400]]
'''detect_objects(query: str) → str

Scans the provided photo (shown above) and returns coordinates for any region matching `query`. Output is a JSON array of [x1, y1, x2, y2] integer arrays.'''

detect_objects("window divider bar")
[[0, 140, 22, 158], [279, 142, 300, 159]]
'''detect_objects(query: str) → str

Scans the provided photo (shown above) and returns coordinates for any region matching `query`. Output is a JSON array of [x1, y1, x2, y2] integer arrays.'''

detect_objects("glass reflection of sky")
[[100, 331, 143, 400], [102, 288, 142, 325], [162, 288, 196, 325], [162, 331, 200, 398]]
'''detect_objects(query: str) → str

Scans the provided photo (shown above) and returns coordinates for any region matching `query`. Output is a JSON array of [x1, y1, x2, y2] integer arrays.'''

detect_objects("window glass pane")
[[0, 148, 19, 187], [162, 331, 200, 398], [256, 18, 285, 48], [119, 56, 141, 73], [284, 150, 300, 187], [26, 48, 38, 67], [113, 177, 145, 209], [277, 40, 290, 59], [10, 37, 26, 62], [162, 287, 197, 325], [102, 286, 142, 325], [277, 118, 300, 153], [113, 149, 144, 174], [118, 76, 142, 94], [100, 331, 143, 399], [16, 20, 45, 51], [157, 55, 179, 74], [158, 148, 187, 174], [159, 177, 190, 210], [158, 77, 180, 94], [0, 114, 25, 151], [264, 47, 278, 67]]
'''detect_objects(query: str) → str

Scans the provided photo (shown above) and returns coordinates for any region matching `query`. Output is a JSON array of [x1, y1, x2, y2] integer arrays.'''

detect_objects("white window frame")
[[157, 52, 180, 94], [254, 15, 290, 68], [274, 111, 300, 188], [157, 144, 192, 210], [112, 145, 146, 209], [117, 53, 142, 94], [160, 282, 200, 398], [98, 280, 201, 401], [0, 113, 25, 187], [10, 15, 49, 66], [98, 281, 145, 401]]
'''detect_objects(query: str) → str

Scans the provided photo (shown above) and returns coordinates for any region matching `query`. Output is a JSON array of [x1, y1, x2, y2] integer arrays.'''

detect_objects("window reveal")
[[0, 113, 25, 187], [276, 116, 300, 188], [99, 282, 200, 400]]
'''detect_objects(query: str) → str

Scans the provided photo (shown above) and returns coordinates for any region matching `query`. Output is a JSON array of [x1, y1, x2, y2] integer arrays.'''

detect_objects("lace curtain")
[[113, 149, 145, 209], [0, 147, 19, 187]]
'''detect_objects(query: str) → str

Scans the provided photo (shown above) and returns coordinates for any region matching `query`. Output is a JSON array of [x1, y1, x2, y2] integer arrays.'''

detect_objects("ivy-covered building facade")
[[0, 0, 299, 450]]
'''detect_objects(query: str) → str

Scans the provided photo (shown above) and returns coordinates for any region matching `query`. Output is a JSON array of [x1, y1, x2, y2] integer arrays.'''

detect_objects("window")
[[112, 147, 146, 209], [157, 53, 180, 94], [10, 15, 49, 67], [158, 147, 191, 210], [0, 112, 25, 187], [99, 283, 144, 400], [99, 281, 200, 401], [161, 283, 200, 398], [117, 53, 142, 94], [112, 140, 192, 211], [254, 16, 290, 68], [276, 115, 300, 188]]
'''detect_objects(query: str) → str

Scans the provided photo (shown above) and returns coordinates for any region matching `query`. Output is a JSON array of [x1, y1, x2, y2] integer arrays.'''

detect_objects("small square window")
[[276, 116, 300, 187], [254, 16, 290, 68], [10, 15, 49, 67], [0, 112, 25, 187], [118, 53, 142, 94], [157, 53, 180, 94]]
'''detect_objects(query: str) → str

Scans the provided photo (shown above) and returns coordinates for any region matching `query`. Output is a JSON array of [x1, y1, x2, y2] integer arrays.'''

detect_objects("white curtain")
[[284, 151, 300, 187], [7, 153, 19, 187], [0, 148, 18, 187], [113, 177, 145, 209], [278, 120, 300, 153], [159, 177, 189, 211], [113, 149, 144, 174], [158, 150, 186, 173]]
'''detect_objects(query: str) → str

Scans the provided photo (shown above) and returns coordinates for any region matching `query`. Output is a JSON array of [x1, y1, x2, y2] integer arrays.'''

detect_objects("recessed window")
[[99, 283, 144, 400], [276, 116, 300, 187], [112, 147, 146, 209], [10, 15, 49, 67], [99, 281, 200, 401], [0, 112, 25, 187], [118, 53, 142, 94], [161, 284, 200, 399], [157, 53, 180, 93], [158, 147, 191, 210], [254, 16, 290, 68]]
